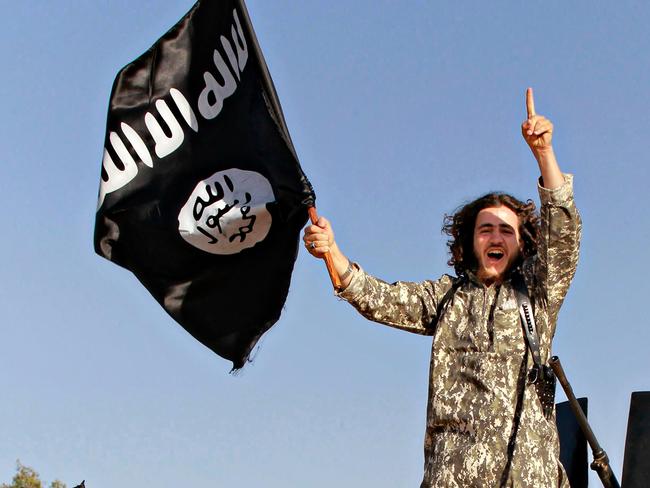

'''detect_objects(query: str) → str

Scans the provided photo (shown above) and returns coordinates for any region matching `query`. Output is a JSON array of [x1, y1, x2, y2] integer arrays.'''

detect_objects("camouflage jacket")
[[340, 175, 581, 488]]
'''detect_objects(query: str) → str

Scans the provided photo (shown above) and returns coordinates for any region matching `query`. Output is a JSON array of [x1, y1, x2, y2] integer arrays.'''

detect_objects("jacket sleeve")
[[535, 173, 582, 329], [337, 267, 455, 336]]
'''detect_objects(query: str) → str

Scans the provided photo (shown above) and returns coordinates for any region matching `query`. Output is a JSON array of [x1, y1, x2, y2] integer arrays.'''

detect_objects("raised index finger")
[[526, 87, 536, 119]]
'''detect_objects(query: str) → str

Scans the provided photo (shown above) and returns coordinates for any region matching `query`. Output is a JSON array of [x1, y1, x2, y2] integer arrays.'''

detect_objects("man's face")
[[473, 205, 522, 285]]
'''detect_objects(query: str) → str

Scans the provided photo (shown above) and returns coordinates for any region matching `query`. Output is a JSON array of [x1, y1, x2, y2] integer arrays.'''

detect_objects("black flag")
[[94, 0, 314, 369]]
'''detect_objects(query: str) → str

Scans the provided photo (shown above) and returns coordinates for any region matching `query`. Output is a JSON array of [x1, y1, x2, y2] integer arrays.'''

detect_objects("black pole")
[[550, 356, 620, 488]]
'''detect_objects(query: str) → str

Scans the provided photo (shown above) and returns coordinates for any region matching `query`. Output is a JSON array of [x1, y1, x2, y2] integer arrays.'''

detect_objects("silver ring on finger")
[[310, 242, 316, 250]]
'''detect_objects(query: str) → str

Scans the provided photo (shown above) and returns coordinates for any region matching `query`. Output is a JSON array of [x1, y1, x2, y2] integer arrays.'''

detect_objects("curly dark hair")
[[442, 193, 540, 276]]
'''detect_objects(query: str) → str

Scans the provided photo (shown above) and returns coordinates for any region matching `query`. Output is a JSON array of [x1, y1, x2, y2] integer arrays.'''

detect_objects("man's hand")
[[303, 216, 356, 289], [520, 87, 564, 190], [521, 87, 554, 156], [303, 216, 335, 258]]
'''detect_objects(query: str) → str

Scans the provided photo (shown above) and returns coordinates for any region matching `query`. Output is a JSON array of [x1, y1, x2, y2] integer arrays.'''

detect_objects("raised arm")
[[303, 216, 452, 335], [521, 88, 581, 326]]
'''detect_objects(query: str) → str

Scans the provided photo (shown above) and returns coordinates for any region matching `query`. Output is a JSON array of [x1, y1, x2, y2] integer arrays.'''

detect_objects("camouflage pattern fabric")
[[339, 175, 581, 487]]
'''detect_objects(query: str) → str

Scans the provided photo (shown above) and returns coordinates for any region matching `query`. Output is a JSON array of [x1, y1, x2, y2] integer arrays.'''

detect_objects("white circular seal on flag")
[[178, 168, 274, 255]]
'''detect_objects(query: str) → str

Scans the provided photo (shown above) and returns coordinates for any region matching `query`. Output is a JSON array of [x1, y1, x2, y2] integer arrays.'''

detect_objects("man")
[[303, 88, 581, 487]]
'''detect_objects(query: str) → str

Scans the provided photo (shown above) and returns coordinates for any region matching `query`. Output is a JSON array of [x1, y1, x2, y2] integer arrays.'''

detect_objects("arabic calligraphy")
[[178, 169, 274, 255]]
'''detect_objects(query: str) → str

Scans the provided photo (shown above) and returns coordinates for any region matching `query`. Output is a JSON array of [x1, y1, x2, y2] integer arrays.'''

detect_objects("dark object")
[[73, 482, 85, 488], [532, 363, 557, 419], [621, 391, 650, 488], [556, 398, 588, 488], [550, 356, 620, 488], [94, 0, 314, 369], [512, 273, 556, 419]]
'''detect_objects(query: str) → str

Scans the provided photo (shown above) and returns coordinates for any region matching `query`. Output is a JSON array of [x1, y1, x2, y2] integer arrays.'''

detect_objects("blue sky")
[[2, 1, 649, 486]]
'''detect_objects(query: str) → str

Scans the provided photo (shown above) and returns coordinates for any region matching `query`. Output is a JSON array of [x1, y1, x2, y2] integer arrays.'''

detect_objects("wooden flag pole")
[[308, 206, 341, 291]]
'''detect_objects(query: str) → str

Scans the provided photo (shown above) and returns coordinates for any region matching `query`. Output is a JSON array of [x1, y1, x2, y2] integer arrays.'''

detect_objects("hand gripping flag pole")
[[236, 0, 341, 291], [307, 207, 342, 290]]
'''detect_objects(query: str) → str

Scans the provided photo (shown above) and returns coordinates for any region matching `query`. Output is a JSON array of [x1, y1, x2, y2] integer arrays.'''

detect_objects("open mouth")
[[486, 249, 505, 262]]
